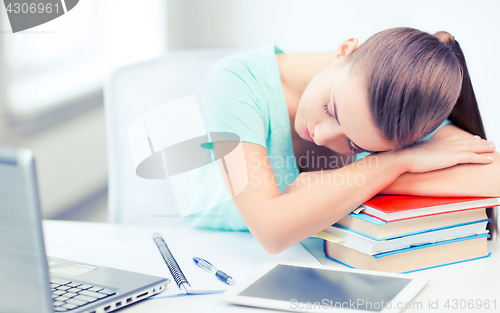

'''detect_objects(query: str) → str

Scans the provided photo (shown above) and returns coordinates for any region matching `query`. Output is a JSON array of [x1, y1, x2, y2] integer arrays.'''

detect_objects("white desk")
[[43, 220, 500, 313]]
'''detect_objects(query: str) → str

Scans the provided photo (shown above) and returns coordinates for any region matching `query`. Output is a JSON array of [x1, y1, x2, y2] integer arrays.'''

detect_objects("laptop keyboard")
[[50, 277, 116, 312]]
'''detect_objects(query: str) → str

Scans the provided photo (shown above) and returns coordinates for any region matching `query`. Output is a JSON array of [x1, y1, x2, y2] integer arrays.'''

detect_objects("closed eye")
[[323, 101, 333, 117], [325, 97, 378, 154], [345, 137, 366, 154]]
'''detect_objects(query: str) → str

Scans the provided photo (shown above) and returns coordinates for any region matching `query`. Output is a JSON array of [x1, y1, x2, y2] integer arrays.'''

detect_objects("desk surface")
[[43, 220, 500, 313]]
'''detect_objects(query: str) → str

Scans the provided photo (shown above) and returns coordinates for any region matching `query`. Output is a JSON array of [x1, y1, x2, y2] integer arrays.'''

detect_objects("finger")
[[455, 152, 494, 165], [476, 139, 495, 152], [453, 139, 495, 153], [487, 139, 496, 148], [447, 134, 472, 140]]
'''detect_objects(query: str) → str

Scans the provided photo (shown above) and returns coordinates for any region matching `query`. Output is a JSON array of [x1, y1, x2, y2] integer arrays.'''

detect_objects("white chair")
[[104, 49, 241, 225]]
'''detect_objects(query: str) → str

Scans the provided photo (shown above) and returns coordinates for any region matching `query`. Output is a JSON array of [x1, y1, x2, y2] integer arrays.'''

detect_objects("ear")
[[332, 38, 359, 63]]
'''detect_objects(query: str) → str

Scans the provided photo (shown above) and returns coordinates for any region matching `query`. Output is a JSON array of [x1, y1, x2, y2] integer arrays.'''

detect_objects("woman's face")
[[294, 60, 395, 155]]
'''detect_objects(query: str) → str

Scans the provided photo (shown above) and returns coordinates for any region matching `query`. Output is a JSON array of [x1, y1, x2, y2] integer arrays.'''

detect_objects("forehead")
[[334, 72, 394, 152]]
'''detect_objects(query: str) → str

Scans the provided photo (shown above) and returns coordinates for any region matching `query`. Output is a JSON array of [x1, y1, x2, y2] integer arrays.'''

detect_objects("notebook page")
[[152, 230, 321, 297], [42, 221, 320, 297]]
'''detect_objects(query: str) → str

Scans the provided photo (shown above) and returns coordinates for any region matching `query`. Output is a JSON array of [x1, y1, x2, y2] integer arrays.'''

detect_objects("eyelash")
[[323, 101, 333, 117], [345, 137, 365, 154], [324, 100, 364, 154]]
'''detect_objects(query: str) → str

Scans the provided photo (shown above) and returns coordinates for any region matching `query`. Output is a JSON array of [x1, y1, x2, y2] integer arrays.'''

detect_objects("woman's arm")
[[381, 125, 500, 197], [221, 142, 405, 255], [215, 133, 493, 254]]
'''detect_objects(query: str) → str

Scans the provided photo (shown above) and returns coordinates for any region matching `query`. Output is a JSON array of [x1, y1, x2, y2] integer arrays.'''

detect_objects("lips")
[[304, 124, 314, 142]]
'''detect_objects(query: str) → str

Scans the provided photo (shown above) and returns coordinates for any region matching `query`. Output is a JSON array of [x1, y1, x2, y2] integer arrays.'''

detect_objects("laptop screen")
[[0, 146, 53, 313]]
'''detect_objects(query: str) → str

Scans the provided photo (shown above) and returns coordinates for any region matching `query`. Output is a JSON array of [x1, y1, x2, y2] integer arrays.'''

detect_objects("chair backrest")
[[104, 49, 241, 225]]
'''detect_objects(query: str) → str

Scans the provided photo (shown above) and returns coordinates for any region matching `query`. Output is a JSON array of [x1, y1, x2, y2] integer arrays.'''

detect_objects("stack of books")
[[324, 195, 499, 273]]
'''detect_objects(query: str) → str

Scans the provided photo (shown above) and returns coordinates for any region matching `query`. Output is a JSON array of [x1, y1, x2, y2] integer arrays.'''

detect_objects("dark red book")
[[360, 195, 499, 222]]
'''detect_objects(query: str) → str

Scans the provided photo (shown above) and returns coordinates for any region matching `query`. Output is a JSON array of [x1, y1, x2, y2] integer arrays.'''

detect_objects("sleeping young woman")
[[188, 27, 499, 254]]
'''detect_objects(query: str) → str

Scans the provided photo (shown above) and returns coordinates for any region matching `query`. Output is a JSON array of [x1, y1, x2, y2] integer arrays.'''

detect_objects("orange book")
[[360, 195, 499, 222]]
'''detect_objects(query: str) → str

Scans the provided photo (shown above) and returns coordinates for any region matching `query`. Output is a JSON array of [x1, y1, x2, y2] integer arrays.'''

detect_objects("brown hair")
[[345, 27, 464, 149], [433, 32, 495, 236], [345, 27, 495, 236], [433, 31, 487, 139]]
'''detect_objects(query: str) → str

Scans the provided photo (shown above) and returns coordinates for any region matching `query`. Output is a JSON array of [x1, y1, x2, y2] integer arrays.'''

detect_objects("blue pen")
[[193, 257, 236, 286]]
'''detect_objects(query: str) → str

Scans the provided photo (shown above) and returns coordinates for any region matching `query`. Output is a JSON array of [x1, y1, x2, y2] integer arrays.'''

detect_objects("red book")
[[360, 195, 499, 222]]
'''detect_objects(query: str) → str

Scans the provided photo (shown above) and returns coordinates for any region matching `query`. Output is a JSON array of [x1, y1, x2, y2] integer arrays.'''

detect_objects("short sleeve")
[[200, 58, 269, 148], [354, 119, 452, 162]]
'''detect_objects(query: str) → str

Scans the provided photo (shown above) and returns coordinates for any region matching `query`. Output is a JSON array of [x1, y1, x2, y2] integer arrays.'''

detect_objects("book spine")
[[333, 218, 491, 241], [363, 205, 498, 223]]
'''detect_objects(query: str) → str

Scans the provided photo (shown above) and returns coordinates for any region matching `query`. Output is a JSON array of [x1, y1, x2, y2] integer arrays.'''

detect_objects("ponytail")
[[434, 31, 495, 237], [433, 32, 486, 139]]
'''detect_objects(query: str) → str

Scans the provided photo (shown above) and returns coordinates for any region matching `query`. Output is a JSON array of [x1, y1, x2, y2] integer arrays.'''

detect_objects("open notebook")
[[150, 230, 320, 297], [42, 220, 320, 298]]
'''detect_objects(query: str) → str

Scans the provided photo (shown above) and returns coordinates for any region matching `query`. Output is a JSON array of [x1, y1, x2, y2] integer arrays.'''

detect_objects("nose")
[[313, 123, 341, 146]]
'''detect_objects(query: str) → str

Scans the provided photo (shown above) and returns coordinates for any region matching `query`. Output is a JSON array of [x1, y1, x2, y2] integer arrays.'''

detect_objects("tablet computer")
[[220, 262, 429, 313]]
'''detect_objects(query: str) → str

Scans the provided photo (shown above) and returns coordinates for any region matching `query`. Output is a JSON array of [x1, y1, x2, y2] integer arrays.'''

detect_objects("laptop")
[[0, 145, 170, 313]]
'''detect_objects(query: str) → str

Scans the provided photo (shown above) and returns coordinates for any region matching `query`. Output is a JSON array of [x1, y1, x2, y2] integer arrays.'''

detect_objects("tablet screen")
[[238, 264, 411, 312]]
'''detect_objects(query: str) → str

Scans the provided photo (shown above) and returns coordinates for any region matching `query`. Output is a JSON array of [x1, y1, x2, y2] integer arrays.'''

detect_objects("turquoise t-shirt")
[[187, 43, 452, 231], [186, 44, 299, 231]]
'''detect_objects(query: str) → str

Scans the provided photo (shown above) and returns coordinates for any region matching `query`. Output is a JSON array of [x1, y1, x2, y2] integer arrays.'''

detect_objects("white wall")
[[167, 0, 500, 143], [0, 0, 168, 218], [4, 106, 108, 218]]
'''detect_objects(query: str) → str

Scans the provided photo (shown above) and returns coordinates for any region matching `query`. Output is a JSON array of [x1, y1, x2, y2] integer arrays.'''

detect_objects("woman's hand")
[[397, 135, 495, 173], [284, 135, 495, 194]]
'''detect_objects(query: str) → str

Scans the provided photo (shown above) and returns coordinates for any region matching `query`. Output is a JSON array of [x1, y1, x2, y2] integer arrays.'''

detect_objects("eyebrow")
[[332, 99, 377, 154]]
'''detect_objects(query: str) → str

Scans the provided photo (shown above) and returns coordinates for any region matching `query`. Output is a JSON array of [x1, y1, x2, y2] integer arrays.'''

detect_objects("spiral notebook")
[[152, 233, 223, 296]]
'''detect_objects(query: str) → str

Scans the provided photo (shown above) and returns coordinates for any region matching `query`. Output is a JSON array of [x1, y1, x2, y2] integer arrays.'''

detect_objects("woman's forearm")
[[241, 152, 405, 254], [225, 134, 494, 254], [381, 151, 500, 197]]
